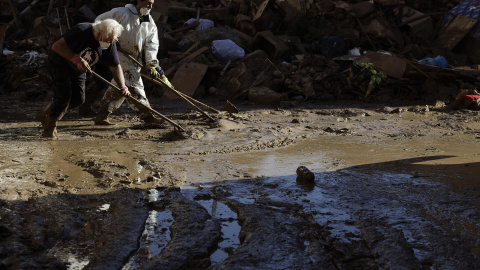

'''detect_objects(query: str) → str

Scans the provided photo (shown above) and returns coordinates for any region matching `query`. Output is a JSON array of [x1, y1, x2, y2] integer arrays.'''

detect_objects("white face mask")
[[99, 41, 110, 50], [140, 7, 151, 16]]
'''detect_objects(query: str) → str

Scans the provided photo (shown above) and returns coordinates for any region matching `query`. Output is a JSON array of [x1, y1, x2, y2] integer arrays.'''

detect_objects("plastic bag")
[[417, 55, 448, 68], [211, 39, 245, 61], [348, 48, 361, 56], [184, 18, 214, 30]]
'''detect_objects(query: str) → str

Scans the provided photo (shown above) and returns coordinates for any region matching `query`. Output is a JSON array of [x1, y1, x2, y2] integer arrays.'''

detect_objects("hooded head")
[[134, 0, 154, 16]]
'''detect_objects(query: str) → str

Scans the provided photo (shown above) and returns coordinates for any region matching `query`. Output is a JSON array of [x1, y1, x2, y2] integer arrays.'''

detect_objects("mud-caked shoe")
[[42, 118, 57, 139], [95, 110, 114, 125], [43, 126, 57, 139], [36, 100, 53, 127]]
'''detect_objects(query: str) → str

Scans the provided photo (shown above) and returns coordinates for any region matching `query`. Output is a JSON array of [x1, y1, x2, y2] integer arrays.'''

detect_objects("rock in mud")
[[296, 166, 315, 183]]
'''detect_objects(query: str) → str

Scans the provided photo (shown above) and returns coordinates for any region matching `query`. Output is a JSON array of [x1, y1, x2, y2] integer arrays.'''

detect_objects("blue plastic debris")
[[418, 55, 449, 68]]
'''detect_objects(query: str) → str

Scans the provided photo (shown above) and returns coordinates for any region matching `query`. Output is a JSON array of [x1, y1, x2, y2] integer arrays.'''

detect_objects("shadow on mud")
[[0, 189, 148, 269], [1, 155, 479, 269]]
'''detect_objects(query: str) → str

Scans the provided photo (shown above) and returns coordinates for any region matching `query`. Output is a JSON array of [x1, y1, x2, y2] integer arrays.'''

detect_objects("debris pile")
[[1, 0, 480, 109]]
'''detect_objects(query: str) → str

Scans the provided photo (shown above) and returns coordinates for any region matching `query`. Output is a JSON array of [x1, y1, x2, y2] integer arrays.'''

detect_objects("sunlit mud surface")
[[0, 97, 479, 269]]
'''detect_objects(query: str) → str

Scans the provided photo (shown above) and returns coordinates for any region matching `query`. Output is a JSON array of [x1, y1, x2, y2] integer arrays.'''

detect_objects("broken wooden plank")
[[231, 28, 254, 46], [7, 0, 41, 30], [168, 5, 228, 17], [253, 0, 270, 21], [47, 0, 54, 17], [166, 24, 197, 35], [166, 62, 209, 99], [434, 14, 477, 51], [374, 0, 405, 5], [0, 24, 7, 56], [252, 30, 289, 60], [7, 0, 19, 28], [397, 6, 434, 41], [164, 46, 209, 76], [357, 51, 408, 79], [172, 41, 200, 62], [355, 17, 376, 50]]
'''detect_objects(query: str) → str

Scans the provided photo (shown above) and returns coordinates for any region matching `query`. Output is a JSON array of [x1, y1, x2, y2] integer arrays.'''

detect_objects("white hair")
[[92, 19, 124, 41]]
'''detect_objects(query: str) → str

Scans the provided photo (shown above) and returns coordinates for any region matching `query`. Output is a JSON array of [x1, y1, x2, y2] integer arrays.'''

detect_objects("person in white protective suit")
[[94, 0, 174, 126]]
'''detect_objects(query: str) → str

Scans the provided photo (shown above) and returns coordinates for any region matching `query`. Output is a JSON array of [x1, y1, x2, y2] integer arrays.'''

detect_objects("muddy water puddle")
[[178, 135, 479, 189]]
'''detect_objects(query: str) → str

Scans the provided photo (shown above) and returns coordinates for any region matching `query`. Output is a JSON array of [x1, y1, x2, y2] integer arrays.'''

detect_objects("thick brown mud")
[[0, 97, 479, 269]]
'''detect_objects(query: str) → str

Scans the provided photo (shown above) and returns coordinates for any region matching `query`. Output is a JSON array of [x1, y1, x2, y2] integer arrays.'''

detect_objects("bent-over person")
[[36, 18, 131, 139]]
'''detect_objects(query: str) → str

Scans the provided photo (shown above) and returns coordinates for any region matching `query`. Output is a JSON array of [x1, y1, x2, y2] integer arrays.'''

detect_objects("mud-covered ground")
[[0, 95, 479, 269]]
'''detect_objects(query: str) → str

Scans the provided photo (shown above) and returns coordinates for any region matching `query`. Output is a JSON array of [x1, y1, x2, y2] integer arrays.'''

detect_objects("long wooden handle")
[[148, 73, 220, 114], [141, 74, 216, 122], [88, 69, 185, 131], [176, 90, 220, 114], [122, 52, 220, 114]]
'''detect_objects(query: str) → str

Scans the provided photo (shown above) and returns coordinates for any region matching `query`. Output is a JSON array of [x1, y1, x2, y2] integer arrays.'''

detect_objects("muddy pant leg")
[[80, 63, 111, 113], [89, 68, 110, 105], [95, 85, 127, 125], [48, 61, 73, 120], [46, 58, 77, 137], [127, 88, 152, 119], [68, 73, 87, 110], [127, 87, 165, 124], [117, 53, 154, 121], [79, 81, 100, 116], [100, 86, 127, 113], [124, 80, 156, 121]]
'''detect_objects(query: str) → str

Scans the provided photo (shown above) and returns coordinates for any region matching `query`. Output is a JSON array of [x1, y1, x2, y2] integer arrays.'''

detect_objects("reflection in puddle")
[[123, 190, 173, 270], [51, 247, 89, 270], [122, 210, 173, 270], [182, 185, 241, 265], [66, 254, 89, 270], [259, 174, 362, 243], [213, 220, 241, 264], [143, 210, 173, 257], [135, 160, 143, 174], [97, 204, 110, 211], [147, 188, 159, 203], [194, 199, 241, 265]]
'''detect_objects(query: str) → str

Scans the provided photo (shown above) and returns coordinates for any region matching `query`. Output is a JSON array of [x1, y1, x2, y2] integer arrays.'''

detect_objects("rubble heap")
[[1, 0, 480, 108]]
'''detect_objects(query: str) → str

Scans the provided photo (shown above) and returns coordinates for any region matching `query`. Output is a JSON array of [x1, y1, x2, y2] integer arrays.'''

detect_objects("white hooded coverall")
[[95, 4, 159, 119]]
